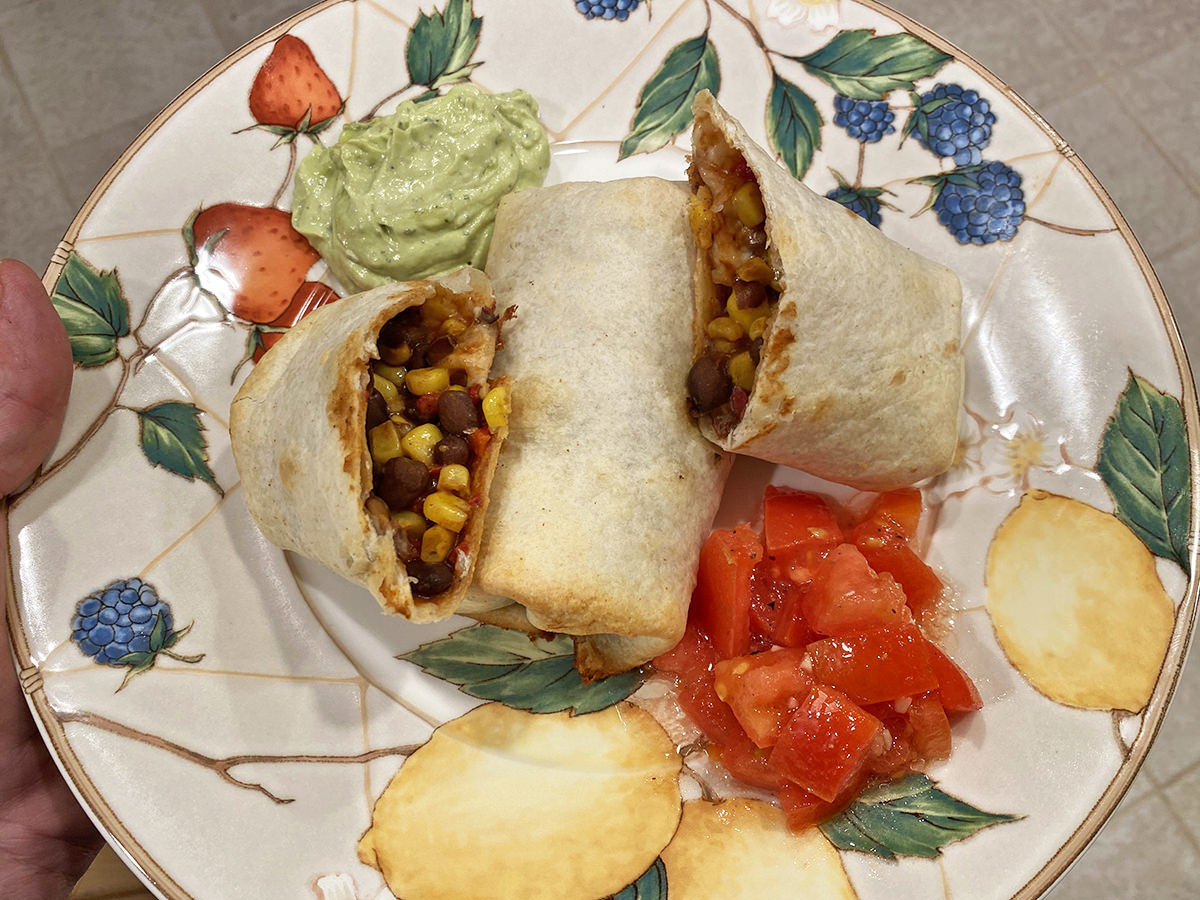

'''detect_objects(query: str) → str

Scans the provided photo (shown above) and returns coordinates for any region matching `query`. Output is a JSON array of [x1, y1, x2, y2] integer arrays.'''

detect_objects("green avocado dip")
[[292, 85, 550, 291]]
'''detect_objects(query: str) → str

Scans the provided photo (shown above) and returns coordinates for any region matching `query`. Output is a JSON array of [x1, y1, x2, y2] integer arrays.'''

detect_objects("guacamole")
[[293, 85, 550, 291]]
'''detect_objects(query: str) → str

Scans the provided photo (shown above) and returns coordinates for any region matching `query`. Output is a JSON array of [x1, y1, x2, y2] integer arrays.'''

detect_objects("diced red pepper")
[[806, 624, 939, 705], [467, 427, 491, 457], [769, 685, 882, 802], [691, 525, 763, 660], [416, 392, 440, 418]]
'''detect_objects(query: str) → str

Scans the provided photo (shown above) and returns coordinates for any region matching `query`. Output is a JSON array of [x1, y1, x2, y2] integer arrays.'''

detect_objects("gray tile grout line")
[[1159, 782, 1200, 855], [1102, 80, 1200, 205]]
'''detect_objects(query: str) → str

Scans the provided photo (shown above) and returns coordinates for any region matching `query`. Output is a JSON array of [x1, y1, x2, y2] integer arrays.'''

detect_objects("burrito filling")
[[685, 130, 782, 439], [362, 292, 509, 599]]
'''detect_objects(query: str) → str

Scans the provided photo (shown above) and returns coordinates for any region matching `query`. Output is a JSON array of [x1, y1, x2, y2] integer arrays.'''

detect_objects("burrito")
[[230, 269, 510, 622], [684, 90, 963, 490], [469, 178, 731, 677]]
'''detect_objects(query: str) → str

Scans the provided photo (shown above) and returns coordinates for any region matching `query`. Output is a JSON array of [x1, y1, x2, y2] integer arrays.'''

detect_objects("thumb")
[[0, 260, 73, 496]]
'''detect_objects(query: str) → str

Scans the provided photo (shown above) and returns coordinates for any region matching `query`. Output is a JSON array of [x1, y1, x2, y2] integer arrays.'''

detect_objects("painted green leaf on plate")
[[767, 75, 822, 179], [405, 0, 482, 89], [1097, 372, 1191, 572], [136, 402, 222, 495], [400, 624, 643, 714], [794, 29, 951, 100], [50, 252, 130, 367], [820, 773, 1019, 859], [619, 33, 720, 159], [610, 858, 667, 900]]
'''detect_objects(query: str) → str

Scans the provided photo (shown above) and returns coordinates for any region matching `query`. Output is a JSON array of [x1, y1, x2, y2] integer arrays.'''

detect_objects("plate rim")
[[5, 1, 1198, 898]]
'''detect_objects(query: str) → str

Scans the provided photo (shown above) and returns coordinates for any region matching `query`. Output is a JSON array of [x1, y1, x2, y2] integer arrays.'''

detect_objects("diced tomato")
[[691, 525, 763, 659], [857, 489, 923, 539], [652, 621, 715, 679], [750, 565, 817, 648], [716, 736, 788, 792], [925, 642, 983, 714], [713, 649, 814, 747], [802, 545, 911, 636], [771, 582, 817, 648], [778, 772, 866, 829], [769, 685, 882, 802], [863, 702, 916, 777], [806, 624, 939, 705], [909, 692, 952, 760], [851, 521, 944, 615], [677, 672, 747, 749], [763, 488, 843, 573]]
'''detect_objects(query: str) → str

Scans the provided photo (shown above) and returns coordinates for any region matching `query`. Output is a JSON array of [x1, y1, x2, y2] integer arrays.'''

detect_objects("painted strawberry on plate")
[[248, 35, 344, 141], [251, 280, 341, 363]]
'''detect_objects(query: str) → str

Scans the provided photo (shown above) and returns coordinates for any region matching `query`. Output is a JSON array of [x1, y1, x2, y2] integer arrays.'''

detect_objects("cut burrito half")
[[467, 177, 732, 678], [230, 269, 510, 622], [685, 90, 963, 490]]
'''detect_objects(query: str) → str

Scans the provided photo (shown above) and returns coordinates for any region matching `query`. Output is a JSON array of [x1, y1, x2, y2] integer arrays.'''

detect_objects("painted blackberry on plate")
[[575, 0, 643, 20], [907, 83, 996, 166]]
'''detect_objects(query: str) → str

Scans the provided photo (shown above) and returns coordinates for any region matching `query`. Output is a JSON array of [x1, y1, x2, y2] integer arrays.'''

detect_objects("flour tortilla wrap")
[[471, 178, 731, 677], [691, 91, 963, 489], [230, 269, 506, 622]]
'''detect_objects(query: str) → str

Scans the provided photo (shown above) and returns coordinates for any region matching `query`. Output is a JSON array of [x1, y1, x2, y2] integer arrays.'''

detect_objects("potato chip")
[[987, 490, 1175, 711], [661, 798, 856, 899], [361, 701, 682, 900]]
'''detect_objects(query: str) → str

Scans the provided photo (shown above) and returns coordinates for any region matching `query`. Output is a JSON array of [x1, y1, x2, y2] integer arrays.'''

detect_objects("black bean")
[[426, 335, 456, 366], [437, 390, 479, 434], [365, 388, 388, 430], [477, 308, 499, 324], [408, 561, 454, 597], [746, 228, 767, 252], [732, 279, 766, 309], [378, 309, 420, 345], [749, 337, 763, 366], [687, 356, 732, 413], [376, 457, 430, 510], [435, 434, 471, 466]]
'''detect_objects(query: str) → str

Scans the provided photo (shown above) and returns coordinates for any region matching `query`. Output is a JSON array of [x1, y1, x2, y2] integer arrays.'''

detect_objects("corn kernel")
[[482, 385, 511, 430], [420, 525, 455, 564], [710, 339, 738, 355], [379, 342, 411, 366], [706, 316, 745, 342], [420, 293, 457, 325], [438, 464, 471, 496], [401, 423, 443, 465], [732, 182, 766, 227], [369, 421, 404, 466], [424, 490, 471, 531], [373, 362, 407, 386], [747, 315, 769, 341], [441, 316, 468, 337], [726, 294, 768, 332], [688, 199, 714, 250], [372, 373, 403, 412], [405, 367, 451, 395], [445, 384, 467, 392], [737, 257, 775, 284], [391, 510, 427, 538], [729, 352, 757, 391]]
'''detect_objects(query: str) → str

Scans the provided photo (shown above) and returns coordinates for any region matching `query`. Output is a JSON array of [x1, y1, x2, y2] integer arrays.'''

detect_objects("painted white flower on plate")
[[766, 0, 840, 31], [315, 873, 361, 900], [931, 404, 1073, 500]]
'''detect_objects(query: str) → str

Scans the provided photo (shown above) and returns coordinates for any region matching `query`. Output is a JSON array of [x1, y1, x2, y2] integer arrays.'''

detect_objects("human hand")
[[1, 259, 103, 898]]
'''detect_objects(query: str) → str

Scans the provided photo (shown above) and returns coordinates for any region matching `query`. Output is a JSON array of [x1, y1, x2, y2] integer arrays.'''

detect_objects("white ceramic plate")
[[5, 2, 1197, 898]]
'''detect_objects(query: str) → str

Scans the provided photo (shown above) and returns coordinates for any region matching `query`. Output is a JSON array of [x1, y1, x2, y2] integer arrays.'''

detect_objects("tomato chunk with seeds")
[[714, 649, 814, 748], [769, 685, 882, 801], [778, 773, 866, 829], [692, 525, 763, 659], [864, 702, 917, 777], [717, 737, 787, 792], [925, 642, 983, 714], [806, 624, 939, 705], [677, 671, 747, 749], [851, 522, 945, 615], [803, 545, 911, 636], [764, 488, 843, 572], [750, 566, 816, 648]]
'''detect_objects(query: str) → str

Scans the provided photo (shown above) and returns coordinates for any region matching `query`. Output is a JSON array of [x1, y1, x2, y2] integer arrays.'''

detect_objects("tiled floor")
[[0, 1, 1195, 898]]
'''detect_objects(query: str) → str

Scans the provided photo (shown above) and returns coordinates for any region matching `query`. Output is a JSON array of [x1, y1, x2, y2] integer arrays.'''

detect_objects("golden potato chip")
[[661, 798, 856, 899], [986, 489, 1175, 712], [361, 702, 682, 900]]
